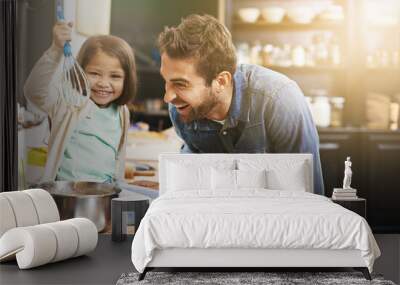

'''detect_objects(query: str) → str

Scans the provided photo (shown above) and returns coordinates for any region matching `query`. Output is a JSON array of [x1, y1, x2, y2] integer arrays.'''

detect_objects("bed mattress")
[[131, 190, 380, 273]]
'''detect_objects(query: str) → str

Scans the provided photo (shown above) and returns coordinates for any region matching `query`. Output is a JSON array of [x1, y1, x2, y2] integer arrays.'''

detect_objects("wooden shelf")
[[233, 19, 345, 31]]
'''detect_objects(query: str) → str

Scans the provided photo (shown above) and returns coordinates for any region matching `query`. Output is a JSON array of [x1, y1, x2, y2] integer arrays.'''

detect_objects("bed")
[[131, 153, 380, 281]]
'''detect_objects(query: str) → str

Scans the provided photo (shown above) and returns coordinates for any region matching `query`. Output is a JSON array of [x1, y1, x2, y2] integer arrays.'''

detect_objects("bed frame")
[[138, 154, 372, 281], [139, 248, 370, 280]]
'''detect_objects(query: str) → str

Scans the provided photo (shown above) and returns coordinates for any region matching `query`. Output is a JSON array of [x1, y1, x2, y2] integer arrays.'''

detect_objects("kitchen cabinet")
[[318, 129, 362, 198], [319, 129, 400, 233], [17, 0, 55, 105], [362, 132, 400, 233]]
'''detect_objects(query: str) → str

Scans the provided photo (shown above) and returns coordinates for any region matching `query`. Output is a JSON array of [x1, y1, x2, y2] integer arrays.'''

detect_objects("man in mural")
[[158, 14, 324, 195]]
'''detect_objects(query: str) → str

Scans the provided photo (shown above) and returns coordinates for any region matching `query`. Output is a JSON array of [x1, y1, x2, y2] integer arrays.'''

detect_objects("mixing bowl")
[[37, 181, 121, 232], [238, 8, 260, 23]]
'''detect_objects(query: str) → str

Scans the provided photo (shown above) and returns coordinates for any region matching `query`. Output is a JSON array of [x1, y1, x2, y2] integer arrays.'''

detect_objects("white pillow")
[[211, 169, 267, 191], [236, 169, 267, 189], [266, 162, 308, 191], [211, 168, 237, 190], [167, 162, 211, 191]]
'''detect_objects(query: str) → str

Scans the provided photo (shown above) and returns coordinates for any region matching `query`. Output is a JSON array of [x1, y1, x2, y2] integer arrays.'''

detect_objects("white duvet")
[[131, 190, 380, 273]]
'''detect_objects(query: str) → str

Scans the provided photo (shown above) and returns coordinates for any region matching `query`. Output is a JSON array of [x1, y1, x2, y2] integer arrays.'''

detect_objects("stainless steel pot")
[[37, 181, 121, 232]]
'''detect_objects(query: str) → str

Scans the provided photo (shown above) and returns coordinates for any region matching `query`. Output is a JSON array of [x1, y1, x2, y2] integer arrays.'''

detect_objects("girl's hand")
[[50, 21, 73, 51]]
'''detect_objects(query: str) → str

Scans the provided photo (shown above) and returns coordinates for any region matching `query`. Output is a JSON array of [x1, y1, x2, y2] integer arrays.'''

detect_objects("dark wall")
[[110, 0, 218, 64], [319, 129, 400, 233], [110, 0, 219, 102], [17, 0, 55, 105], [1, 0, 18, 192]]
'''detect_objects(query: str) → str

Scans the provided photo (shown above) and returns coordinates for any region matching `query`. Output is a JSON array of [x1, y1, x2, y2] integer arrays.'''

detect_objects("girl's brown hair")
[[77, 35, 137, 105]]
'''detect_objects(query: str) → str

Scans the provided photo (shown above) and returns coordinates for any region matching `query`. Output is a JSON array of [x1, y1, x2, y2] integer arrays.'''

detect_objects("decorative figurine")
[[343, 156, 353, 189]]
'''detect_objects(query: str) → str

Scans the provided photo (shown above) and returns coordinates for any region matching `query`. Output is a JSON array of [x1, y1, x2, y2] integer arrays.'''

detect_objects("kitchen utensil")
[[35, 181, 121, 232], [126, 180, 159, 190], [237, 8, 260, 23], [125, 162, 155, 179], [133, 170, 155, 177], [56, 0, 90, 97]]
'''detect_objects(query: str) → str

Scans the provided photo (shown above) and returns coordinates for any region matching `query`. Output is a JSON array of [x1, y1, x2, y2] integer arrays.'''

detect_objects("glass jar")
[[313, 33, 329, 66], [330, 43, 341, 66], [236, 42, 250, 64], [310, 93, 331, 128], [262, 44, 274, 66], [250, 41, 263, 65], [392, 50, 400, 68], [292, 45, 306, 67], [380, 50, 390, 67], [279, 44, 292, 67], [305, 45, 315, 67], [389, 102, 399, 130], [330, 97, 345, 127]]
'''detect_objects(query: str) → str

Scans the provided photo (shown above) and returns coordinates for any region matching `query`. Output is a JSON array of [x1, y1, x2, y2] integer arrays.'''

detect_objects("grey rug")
[[116, 271, 396, 285]]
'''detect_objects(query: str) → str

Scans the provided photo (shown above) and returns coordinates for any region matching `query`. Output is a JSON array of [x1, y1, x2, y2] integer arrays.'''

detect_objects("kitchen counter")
[[0, 234, 134, 285]]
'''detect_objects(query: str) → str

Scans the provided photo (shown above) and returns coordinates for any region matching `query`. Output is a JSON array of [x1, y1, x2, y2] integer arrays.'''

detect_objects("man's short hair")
[[158, 14, 237, 86]]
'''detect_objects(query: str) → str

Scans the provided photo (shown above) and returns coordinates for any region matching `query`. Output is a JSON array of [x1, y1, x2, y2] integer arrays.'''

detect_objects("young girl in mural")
[[24, 21, 137, 183]]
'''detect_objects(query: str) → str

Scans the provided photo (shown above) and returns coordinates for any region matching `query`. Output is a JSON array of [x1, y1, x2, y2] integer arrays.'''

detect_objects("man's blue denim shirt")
[[169, 64, 324, 195]]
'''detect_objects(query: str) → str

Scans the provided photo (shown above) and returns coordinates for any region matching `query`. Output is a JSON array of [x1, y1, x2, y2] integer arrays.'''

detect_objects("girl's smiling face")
[[85, 51, 125, 107]]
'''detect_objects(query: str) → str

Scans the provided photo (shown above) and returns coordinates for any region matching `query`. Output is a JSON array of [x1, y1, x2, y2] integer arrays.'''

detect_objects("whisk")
[[56, 0, 90, 97]]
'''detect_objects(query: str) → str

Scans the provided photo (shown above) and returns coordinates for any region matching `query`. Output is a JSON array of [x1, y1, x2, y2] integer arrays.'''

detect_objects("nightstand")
[[331, 197, 366, 219], [111, 193, 150, 242]]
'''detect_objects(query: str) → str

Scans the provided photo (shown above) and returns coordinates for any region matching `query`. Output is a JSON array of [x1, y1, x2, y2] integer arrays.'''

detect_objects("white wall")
[[63, 0, 111, 56], [63, 0, 88, 56]]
